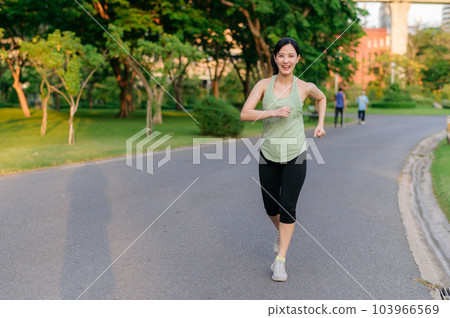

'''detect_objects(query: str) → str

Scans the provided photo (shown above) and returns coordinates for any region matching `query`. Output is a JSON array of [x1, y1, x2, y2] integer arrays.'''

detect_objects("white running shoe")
[[271, 259, 288, 282]]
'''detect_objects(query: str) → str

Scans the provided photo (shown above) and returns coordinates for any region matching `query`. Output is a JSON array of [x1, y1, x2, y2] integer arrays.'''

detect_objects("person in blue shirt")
[[334, 87, 347, 127], [356, 90, 369, 125]]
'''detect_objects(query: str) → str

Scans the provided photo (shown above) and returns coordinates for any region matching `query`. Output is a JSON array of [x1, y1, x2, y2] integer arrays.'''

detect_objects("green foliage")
[[371, 101, 416, 109], [366, 83, 384, 101], [194, 97, 243, 137], [22, 30, 103, 98], [143, 33, 206, 81], [408, 27, 450, 90], [411, 95, 434, 107], [441, 84, 450, 100], [422, 60, 450, 90], [382, 84, 412, 102], [217, 0, 364, 83], [440, 100, 450, 108]]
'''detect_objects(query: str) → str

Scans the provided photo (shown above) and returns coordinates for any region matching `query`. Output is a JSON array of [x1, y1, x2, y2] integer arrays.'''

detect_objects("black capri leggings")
[[258, 150, 307, 224]]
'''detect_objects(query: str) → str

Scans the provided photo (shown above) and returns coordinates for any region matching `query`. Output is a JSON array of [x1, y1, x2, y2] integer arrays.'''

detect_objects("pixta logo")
[[126, 128, 172, 174], [127, 129, 326, 174], [193, 137, 325, 164]]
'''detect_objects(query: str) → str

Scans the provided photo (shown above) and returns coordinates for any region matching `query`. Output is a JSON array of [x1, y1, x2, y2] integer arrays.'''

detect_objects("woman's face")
[[274, 44, 300, 75]]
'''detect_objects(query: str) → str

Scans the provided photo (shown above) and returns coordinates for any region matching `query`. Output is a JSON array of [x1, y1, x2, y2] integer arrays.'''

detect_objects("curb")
[[398, 130, 450, 299]]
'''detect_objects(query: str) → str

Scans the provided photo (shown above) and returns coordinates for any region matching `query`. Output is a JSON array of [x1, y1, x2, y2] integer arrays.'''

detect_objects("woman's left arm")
[[307, 83, 326, 138]]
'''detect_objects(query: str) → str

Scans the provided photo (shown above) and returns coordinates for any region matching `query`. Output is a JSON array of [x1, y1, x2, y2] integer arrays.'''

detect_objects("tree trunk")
[[40, 95, 49, 136], [137, 88, 142, 108], [220, 0, 272, 77], [231, 57, 252, 99], [87, 83, 93, 108], [40, 79, 50, 136], [0, 86, 6, 103], [34, 92, 40, 109], [0, 66, 7, 102], [244, 61, 251, 99], [12, 81, 31, 117], [212, 79, 219, 98], [118, 84, 128, 117], [152, 90, 164, 124], [12, 78, 30, 117], [7, 60, 31, 117], [54, 93, 60, 111], [68, 106, 75, 144], [152, 103, 163, 124], [174, 79, 183, 111], [146, 99, 152, 136], [125, 57, 155, 129], [111, 58, 129, 118], [128, 72, 136, 112]]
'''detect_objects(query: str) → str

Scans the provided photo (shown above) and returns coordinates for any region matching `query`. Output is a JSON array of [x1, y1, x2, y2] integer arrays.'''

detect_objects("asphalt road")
[[0, 114, 446, 299]]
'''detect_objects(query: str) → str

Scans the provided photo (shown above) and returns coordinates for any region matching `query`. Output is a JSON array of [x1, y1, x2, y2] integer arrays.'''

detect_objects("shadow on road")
[[61, 165, 115, 299]]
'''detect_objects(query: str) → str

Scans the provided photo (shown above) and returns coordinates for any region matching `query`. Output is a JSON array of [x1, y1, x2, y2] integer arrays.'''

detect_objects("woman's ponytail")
[[271, 54, 279, 75]]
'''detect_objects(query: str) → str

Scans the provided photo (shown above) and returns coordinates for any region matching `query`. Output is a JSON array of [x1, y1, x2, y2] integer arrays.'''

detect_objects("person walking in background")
[[356, 90, 369, 125], [240, 38, 326, 282], [334, 87, 347, 127]]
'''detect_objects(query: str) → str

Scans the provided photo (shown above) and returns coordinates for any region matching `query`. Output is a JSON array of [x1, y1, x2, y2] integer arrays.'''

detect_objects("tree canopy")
[[1, 0, 367, 117]]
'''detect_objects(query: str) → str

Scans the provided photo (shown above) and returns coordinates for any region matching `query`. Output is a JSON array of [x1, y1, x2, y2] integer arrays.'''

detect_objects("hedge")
[[371, 101, 417, 108]]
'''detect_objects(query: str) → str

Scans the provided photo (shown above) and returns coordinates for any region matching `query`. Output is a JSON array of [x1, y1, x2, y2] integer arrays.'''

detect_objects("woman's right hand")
[[272, 106, 291, 118]]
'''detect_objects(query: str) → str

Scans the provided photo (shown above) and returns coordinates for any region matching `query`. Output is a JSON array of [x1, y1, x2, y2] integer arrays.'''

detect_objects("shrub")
[[441, 100, 450, 108], [367, 83, 384, 101], [371, 101, 416, 108], [411, 95, 434, 107], [382, 83, 412, 102], [194, 96, 244, 137]]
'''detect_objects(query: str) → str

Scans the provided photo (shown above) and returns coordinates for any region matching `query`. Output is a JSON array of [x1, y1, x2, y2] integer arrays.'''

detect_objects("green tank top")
[[261, 75, 306, 162]]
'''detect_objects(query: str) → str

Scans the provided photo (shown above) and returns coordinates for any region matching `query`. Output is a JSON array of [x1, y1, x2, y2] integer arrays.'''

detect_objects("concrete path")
[[0, 114, 446, 299]]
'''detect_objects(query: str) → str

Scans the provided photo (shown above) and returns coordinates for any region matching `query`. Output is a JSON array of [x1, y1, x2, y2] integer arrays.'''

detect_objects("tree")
[[0, 28, 31, 117], [422, 60, 450, 90], [23, 30, 103, 144], [193, 1, 232, 98], [408, 27, 450, 90], [156, 34, 205, 110], [20, 39, 54, 135], [218, 0, 364, 83], [220, 0, 274, 77], [0, 0, 73, 116], [105, 25, 204, 127], [370, 52, 393, 88], [57, 0, 161, 117]]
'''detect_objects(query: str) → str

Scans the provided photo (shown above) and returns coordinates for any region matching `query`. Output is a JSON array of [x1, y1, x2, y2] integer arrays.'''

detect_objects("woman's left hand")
[[314, 126, 326, 138]]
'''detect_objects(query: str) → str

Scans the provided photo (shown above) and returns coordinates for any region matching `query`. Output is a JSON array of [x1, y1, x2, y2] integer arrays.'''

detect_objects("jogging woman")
[[240, 38, 326, 282]]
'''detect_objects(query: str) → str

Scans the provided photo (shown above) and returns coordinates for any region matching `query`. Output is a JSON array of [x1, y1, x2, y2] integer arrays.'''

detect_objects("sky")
[[356, 2, 444, 28]]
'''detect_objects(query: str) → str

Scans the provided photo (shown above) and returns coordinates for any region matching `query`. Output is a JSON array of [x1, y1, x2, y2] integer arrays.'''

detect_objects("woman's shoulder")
[[255, 77, 274, 94], [296, 78, 317, 92], [257, 77, 273, 88]]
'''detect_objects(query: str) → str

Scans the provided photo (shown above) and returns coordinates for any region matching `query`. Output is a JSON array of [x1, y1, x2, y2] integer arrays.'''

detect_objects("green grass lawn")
[[346, 104, 450, 116], [430, 139, 450, 222], [0, 107, 341, 175]]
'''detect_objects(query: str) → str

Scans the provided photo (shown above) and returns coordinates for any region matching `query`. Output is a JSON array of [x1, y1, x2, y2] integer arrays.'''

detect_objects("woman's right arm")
[[240, 80, 290, 121]]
